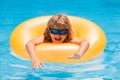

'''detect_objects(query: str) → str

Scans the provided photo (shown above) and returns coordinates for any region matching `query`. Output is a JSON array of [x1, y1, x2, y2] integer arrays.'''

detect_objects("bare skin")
[[26, 34, 89, 69], [69, 37, 89, 60], [26, 36, 44, 69]]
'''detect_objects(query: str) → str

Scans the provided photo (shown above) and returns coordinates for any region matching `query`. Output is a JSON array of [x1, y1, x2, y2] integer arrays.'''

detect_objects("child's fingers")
[[68, 54, 82, 60], [32, 65, 36, 69], [37, 63, 43, 68], [40, 63, 44, 67], [68, 55, 79, 59], [32, 63, 43, 69]]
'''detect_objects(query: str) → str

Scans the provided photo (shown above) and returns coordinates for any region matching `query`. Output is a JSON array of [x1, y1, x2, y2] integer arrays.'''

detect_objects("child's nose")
[[56, 34, 61, 37]]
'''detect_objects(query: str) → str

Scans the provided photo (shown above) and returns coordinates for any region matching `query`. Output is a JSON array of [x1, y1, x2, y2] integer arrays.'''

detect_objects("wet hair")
[[44, 14, 73, 42]]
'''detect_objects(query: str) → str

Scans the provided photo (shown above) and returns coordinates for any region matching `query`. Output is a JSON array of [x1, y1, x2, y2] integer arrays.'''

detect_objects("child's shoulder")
[[34, 35, 44, 40], [30, 35, 44, 44]]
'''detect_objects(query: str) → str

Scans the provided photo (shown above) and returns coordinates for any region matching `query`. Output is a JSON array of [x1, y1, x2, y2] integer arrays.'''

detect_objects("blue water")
[[0, 0, 120, 80]]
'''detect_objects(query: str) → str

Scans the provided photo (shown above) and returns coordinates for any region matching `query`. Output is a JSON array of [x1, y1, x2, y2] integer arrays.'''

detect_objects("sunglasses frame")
[[49, 28, 68, 35]]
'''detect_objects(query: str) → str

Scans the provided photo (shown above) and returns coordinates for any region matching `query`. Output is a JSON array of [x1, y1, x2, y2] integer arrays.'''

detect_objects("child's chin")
[[53, 40, 62, 43]]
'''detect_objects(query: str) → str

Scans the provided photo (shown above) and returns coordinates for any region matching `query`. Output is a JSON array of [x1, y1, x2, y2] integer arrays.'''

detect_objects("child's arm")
[[69, 37, 89, 60], [26, 36, 44, 69]]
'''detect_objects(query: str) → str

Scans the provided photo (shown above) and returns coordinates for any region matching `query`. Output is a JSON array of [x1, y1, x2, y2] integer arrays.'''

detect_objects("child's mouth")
[[55, 37, 61, 41]]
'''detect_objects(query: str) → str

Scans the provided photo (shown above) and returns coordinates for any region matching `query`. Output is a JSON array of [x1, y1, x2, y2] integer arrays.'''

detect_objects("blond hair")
[[44, 14, 73, 42]]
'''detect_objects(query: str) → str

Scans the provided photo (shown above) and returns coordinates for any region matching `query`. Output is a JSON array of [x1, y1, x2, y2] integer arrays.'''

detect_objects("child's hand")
[[32, 59, 43, 69], [68, 53, 82, 60]]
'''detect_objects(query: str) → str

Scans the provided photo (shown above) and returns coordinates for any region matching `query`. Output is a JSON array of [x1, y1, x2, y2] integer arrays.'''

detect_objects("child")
[[26, 14, 89, 69]]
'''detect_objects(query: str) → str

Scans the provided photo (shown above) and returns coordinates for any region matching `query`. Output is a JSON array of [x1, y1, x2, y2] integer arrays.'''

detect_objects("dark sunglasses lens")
[[60, 30, 68, 35], [50, 29, 58, 34]]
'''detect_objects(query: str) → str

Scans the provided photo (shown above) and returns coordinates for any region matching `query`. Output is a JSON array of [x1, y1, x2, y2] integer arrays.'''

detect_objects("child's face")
[[49, 28, 68, 43]]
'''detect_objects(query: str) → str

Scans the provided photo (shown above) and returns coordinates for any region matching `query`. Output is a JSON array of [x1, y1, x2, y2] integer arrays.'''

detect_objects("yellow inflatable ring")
[[10, 16, 106, 62]]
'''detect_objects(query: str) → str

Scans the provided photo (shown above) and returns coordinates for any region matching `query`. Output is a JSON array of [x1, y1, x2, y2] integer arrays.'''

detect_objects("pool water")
[[0, 0, 120, 80]]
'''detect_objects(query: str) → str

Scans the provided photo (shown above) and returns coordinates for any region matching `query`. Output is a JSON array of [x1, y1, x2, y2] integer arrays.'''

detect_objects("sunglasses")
[[49, 28, 68, 35]]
